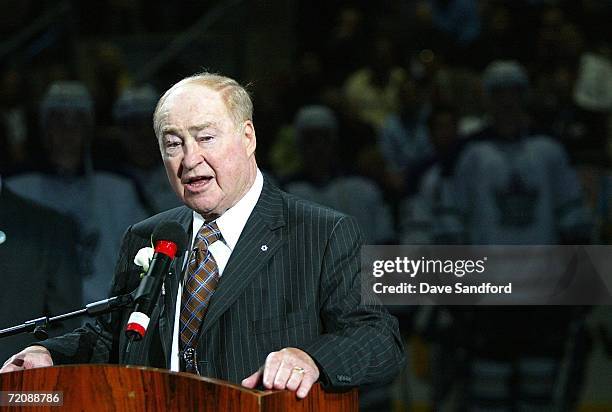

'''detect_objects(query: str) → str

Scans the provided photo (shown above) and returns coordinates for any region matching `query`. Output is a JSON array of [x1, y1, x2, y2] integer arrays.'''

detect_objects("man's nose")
[[182, 143, 204, 170]]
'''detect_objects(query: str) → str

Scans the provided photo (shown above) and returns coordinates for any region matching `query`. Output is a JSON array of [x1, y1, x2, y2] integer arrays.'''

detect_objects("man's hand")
[[241, 347, 319, 398], [0, 346, 53, 374]]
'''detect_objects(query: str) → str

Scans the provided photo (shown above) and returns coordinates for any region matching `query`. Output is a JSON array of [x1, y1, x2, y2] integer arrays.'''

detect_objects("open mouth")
[[183, 176, 213, 191]]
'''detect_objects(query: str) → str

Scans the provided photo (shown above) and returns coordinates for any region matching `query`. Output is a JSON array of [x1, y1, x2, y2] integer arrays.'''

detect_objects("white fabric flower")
[[134, 247, 154, 272]]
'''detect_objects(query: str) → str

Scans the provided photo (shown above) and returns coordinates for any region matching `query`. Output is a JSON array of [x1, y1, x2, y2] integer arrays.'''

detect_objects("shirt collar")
[[191, 169, 263, 251]]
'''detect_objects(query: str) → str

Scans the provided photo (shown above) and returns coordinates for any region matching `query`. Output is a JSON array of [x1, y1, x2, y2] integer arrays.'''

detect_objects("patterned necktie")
[[179, 221, 222, 349]]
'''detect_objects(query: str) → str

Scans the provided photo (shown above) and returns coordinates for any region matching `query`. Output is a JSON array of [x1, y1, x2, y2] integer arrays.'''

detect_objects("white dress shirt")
[[170, 169, 263, 371]]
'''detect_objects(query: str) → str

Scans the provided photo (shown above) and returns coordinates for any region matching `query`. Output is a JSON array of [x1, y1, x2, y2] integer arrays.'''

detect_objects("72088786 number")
[[0, 391, 63, 406]]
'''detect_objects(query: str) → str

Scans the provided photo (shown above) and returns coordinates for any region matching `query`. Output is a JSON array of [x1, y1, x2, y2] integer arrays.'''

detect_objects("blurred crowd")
[[1, 0, 612, 410]]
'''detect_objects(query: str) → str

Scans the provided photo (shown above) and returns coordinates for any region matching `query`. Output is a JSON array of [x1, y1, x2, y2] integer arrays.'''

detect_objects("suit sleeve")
[[38, 225, 144, 364], [300, 216, 406, 388]]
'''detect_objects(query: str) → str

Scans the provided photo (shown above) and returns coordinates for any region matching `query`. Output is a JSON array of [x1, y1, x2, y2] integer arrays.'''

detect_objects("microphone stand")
[[0, 293, 134, 340]]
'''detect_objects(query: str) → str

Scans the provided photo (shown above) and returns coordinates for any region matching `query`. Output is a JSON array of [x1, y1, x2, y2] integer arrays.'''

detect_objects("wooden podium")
[[0, 365, 358, 411]]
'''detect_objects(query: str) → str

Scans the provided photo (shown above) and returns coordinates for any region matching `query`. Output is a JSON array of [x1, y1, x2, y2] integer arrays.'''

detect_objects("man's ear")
[[243, 120, 257, 156]]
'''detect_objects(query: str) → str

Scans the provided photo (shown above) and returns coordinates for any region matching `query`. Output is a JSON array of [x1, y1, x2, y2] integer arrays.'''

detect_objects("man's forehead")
[[158, 92, 230, 134], [163, 83, 221, 107], [159, 84, 228, 121]]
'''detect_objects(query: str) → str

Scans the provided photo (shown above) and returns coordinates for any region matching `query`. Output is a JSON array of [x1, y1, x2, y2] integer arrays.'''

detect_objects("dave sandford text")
[[371, 256, 513, 295]]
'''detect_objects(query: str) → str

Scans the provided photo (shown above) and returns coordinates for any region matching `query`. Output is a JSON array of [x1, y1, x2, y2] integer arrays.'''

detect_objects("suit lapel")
[[199, 180, 286, 337], [158, 206, 193, 364]]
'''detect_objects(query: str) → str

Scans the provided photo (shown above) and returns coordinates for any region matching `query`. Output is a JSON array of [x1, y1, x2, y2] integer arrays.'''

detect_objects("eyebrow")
[[161, 122, 217, 136], [189, 122, 216, 133], [160, 125, 181, 136]]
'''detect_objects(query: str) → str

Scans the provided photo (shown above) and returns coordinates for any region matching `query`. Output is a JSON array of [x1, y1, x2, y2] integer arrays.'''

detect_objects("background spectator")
[[0, 176, 82, 362], [1, 1, 611, 409], [111, 85, 182, 215], [284, 105, 395, 244], [7, 81, 148, 304]]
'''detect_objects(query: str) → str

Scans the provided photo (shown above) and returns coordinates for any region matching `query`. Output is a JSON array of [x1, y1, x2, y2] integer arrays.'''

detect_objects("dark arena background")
[[1, 1, 611, 411]]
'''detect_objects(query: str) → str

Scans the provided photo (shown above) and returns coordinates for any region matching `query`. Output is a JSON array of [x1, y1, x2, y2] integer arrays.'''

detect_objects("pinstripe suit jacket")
[[41, 179, 404, 388]]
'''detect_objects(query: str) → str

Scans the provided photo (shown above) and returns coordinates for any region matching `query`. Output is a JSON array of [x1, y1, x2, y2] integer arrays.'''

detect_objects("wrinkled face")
[[156, 84, 257, 219]]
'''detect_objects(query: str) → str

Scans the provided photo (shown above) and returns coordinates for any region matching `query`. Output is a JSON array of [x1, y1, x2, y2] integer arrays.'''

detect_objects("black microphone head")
[[152, 221, 188, 256]]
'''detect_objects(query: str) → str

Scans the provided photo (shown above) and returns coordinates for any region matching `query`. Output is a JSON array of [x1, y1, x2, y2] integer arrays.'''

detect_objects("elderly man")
[[2, 73, 404, 398]]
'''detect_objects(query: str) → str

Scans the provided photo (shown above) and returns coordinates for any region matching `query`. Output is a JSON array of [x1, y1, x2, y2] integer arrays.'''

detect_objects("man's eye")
[[166, 141, 182, 148], [197, 135, 214, 142]]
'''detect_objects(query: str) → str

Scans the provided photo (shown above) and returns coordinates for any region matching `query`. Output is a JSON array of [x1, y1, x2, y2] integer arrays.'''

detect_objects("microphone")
[[125, 221, 187, 340]]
